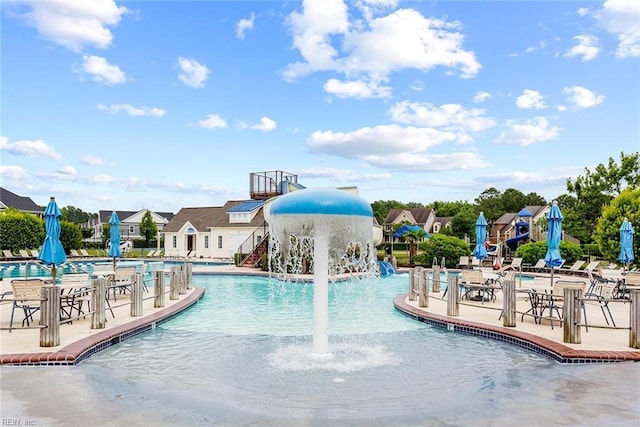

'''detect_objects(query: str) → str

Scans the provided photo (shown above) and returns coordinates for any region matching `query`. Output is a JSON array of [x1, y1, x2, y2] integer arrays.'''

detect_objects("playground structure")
[[506, 208, 534, 251]]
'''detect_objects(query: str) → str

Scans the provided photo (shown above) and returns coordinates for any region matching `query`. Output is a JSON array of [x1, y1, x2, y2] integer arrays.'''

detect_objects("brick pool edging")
[[0, 287, 205, 366], [393, 293, 640, 363]]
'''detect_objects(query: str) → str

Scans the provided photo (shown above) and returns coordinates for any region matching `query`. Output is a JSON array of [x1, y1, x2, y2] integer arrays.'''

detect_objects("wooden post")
[[40, 285, 60, 347], [169, 267, 179, 300], [408, 268, 417, 301], [185, 263, 193, 290], [418, 268, 428, 307], [502, 279, 516, 327], [130, 273, 144, 317], [563, 286, 582, 344], [154, 270, 165, 308], [179, 264, 187, 295], [446, 274, 459, 317], [432, 264, 441, 293], [91, 277, 106, 329], [630, 290, 640, 349]]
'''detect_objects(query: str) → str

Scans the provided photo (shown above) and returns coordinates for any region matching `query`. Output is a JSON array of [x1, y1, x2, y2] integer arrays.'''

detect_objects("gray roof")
[[0, 187, 43, 213], [384, 207, 433, 225], [163, 200, 265, 232], [98, 210, 174, 223]]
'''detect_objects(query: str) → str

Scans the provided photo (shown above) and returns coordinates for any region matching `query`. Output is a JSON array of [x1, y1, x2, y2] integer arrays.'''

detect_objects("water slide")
[[378, 261, 395, 276], [506, 232, 529, 251]]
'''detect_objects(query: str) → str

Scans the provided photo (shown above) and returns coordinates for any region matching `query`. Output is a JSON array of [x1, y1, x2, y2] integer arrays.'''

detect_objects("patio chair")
[[459, 269, 497, 303], [529, 259, 546, 272], [9, 279, 45, 332], [583, 279, 616, 331], [537, 280, 586, 329]]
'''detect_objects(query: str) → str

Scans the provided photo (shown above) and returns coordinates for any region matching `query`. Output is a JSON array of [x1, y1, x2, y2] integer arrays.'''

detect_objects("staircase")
[[237, 233, 269, 268]]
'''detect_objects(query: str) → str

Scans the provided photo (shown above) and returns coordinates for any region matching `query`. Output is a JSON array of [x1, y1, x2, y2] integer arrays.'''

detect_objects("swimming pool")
[[2, 272, 637, 425]]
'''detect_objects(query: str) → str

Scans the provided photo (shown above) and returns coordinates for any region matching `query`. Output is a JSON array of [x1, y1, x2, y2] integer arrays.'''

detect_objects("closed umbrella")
[[38, 197, 67, 281], [619, 218, 635, 273], [108, 211, 122, 270], [544, 201, 564, 286], [472, 212, 488, 266]]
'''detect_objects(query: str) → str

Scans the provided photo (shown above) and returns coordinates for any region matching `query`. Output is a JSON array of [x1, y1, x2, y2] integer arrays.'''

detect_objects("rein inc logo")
[[2, 420, 35, 426]]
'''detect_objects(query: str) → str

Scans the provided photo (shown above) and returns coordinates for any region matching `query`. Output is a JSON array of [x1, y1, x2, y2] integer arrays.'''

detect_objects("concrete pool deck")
[[1, 263, 639, 364]]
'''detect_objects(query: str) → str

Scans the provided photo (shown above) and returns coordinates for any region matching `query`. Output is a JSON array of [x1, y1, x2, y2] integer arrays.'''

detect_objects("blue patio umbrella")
[[108, 211, 122, 269], [544, 201, 564, 286], [38, 197, 67, 281], [619, 218, 635, 271], [472, 212, 488, 262]]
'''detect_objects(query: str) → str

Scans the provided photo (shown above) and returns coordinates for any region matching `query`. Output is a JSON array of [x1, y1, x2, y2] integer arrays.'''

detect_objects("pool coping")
[[0, 287, 205, 366], [394, 293, 640, 363]]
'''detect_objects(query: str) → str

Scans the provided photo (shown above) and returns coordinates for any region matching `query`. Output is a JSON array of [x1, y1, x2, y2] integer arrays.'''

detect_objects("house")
[[162, 200, 267, 260], [86, 209, 174, 243], [382, 207, 435, 243], [0, 187, 43, 216], [432, 216, 452, 234]]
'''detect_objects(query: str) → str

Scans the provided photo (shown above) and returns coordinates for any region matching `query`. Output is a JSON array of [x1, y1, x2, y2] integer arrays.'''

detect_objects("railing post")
[[630, 290, 640, 349], [130, 273, 144, 317], [179, 264, 187, 295], [502, 279, 516, 327], [432, 264, 441, 293], [40, 285, 60, 347], [185, 263, 193, 290], [446, 274, 459, 317], [408, 268, 417, 301], [170, 267, 179, 300], [418, 267, 428, 307], [91, 277, 106, 329], [154, 270, 165, 308], [563, 286, 582, 344]]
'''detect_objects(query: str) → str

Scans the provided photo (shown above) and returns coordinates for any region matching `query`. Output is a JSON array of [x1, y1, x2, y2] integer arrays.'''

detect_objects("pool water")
[[1, 273, 638, 426]]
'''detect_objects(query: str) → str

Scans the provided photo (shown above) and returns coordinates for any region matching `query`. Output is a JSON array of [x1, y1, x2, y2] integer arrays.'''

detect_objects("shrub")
[[415, 234, 470, 268], [515, 240, 584, 265]]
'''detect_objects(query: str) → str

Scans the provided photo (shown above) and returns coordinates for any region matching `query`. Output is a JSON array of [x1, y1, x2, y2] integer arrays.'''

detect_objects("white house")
[[87, 209, 174, 244]]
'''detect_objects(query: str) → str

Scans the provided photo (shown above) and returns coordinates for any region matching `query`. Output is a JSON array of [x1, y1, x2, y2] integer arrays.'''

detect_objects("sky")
[[1, 0, 639, 215]]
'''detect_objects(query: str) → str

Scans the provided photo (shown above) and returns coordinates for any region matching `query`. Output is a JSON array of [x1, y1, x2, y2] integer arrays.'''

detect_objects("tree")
[[0, 208, 44, 251], [450, 205, 476, 241], [60, 221, 83, 252], [60, 205, 92, 224], [371, 200, 404, 224], [139, 210, 158, 246], [429, 200, 470, 217], [564, 151, 640, 243], [474, 187, 503, 223], [593, 188, 640, 268]]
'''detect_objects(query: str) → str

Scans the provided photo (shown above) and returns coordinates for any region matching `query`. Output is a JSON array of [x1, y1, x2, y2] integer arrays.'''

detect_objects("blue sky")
[[1, 0, 639, 214]]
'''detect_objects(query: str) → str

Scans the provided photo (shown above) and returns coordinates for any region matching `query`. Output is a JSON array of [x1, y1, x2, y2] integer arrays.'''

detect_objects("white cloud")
[[389, 101, 495, 134], [58, 165, 77, 176], [236, 13, 255, 39], [8, 0, 129, 52], [250, 117, 277, 132], [177, 57, 210, 88], [0, 136, 63, 160], [284, 1, 481, 99], [363, 151, 490, 172], [495, 117, 561, 146], [296, 166, 392, 182], [564, 34, 600, 61], [80, 155, 104, 166], [473, 91, 492, 103], [597, 0, 640, 57], [516, 89, 547, 109], [197, 114, 227, 129], [563, 86, 605, 109], [97, 103, 165, 117], [0, 165, 29, 180], [577, 8, 590, 17], [77, 55, 126, 84], [324, 78, 392, 99]]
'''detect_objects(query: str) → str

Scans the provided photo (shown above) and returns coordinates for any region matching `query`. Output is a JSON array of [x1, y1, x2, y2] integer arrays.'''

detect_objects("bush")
[[515, 240, 584, 266], [415, 234, 470, 268]]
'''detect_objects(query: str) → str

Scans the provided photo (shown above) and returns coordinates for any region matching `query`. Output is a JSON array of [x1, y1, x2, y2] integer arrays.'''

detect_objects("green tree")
[[429, 200, 471, 217], [564, 151, 640, 243], [450, 205, 476, 241], [416, 234, 470, 268], [474, 187, 503, 223], [60, 205, 92, 224], [139, 210, 158, 246], [371, 200, 404, 224], [593, 188, 640, 268], [60, 221, 83, 252]]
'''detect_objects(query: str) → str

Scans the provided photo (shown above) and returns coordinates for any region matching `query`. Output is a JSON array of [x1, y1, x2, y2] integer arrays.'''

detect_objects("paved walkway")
[[1, 263, 639, 364]]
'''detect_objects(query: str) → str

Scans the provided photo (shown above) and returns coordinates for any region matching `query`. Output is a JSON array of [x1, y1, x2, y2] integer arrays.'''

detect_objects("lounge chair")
[[560, 260, 585, 275], [146, 250, 155, 257], [457, 256, 470, 269], [19, 249, 34, 259], [529, 259, 546, 273], [79, 249, 92, 257], [69, 249, 81, 258], [2, 250, 16, 259], [30, 249, 40, 258]]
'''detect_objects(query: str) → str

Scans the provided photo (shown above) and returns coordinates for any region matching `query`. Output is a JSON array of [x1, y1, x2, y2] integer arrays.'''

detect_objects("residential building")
[[0, 187, 43, 216], [86, 210, 174, 244], [382, 207, 435, 243]]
